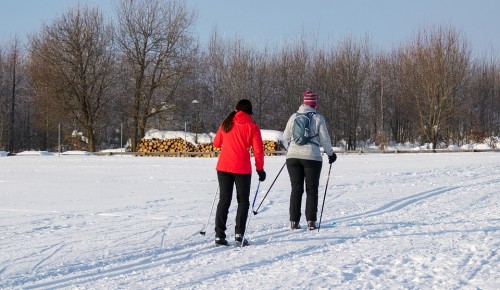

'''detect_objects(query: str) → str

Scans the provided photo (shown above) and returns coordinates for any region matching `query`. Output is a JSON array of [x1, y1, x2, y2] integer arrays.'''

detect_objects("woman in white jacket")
[[283, 89, 337, 230]]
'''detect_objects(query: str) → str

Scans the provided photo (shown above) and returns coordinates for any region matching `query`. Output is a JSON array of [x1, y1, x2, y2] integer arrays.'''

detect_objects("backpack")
[[292, 112, 319, 146]]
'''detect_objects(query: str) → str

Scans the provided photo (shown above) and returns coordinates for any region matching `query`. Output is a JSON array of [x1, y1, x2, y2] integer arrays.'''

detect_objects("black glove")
[[328, 152, 337, 164], [257, 170, 266, 181]]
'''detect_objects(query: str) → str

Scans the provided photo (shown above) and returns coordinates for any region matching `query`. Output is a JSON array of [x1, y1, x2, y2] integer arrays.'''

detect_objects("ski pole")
[[253, 162, 286, 215], [240, 181, 260, 248], [199, 186, 219, 236], [318, 163, 332, 232]]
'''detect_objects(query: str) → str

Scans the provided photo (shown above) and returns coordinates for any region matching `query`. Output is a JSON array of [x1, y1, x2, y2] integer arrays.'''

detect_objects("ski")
[[235, 240, 249, 247], [288, 221, 337, 231], [213, 242, 250, 248]]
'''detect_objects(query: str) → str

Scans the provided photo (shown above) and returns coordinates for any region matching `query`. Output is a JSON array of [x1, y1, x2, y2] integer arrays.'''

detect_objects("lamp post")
[[184, 121, 187, 157], [192, 100, 199, 144]]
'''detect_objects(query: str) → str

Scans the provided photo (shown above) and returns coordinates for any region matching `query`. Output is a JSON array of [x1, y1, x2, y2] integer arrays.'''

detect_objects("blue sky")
[[1, 0, 499, 56]]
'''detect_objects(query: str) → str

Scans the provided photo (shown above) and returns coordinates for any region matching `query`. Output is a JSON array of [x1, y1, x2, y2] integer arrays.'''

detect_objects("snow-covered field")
[[0, 152, 498, 289]]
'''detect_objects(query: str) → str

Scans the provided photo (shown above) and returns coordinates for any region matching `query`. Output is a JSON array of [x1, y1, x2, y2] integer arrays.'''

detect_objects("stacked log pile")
[[137, 137, 284, 157], [137, 138, 218, 156], [263, 140, 285, 156]]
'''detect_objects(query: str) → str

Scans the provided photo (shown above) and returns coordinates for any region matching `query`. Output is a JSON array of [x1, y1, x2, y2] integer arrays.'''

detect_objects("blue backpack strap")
[[307, 112, 319, 146]]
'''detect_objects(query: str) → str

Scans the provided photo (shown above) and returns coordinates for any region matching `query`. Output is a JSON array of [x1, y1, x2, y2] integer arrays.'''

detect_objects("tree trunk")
[[9, 49, 16, 153]]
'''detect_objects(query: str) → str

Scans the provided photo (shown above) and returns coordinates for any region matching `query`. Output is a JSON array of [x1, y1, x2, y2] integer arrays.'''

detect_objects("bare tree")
[[0, 38, 31, 153], [398, 26, 470, 149], [276, 40, 310, 116], [332, 35, 371, 150], [367, 51, 418, 148], [217, 37, 275, 127], [200, 32, 278, 130], [252, 48, 279, 129], [367, 52, 390, 149], [473, 60, 499, 137], [29, 5, 115, 152], [308, 48, 338, 144], [388, 62, 418, 144], [7, 39, 19, 152], [0, 46, 6, 150], [199, 31, 229, 130], [115, 0, 198, 151]]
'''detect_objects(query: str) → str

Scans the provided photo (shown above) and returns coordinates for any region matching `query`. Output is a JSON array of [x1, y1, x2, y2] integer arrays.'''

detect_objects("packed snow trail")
[[0, 152, 498, 289]]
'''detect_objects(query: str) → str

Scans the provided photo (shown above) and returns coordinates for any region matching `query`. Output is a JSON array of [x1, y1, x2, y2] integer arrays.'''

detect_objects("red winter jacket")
[[214, 111, 264, 174]]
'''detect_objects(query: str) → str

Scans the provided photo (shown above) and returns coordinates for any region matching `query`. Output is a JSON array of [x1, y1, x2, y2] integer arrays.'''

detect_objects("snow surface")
[[0, 152, 499, 289]]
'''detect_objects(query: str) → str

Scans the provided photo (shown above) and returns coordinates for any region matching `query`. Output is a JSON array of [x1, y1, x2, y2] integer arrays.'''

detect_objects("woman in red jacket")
[[213, 99, 266, 246]]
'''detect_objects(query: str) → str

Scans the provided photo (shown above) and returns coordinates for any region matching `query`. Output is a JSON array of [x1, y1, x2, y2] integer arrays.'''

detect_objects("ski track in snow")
[[0, 153, 498, 289]]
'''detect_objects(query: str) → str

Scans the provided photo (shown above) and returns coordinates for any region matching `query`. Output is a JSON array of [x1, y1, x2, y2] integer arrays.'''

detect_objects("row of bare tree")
[[0, 0, 498, 153]]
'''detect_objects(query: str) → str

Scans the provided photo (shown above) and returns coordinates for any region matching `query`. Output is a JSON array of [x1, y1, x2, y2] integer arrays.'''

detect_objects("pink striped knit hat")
[[303, 89, 318, 108]]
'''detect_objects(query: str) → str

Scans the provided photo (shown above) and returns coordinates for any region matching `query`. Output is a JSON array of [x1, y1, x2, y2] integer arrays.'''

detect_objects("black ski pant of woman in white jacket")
[[286, 158, 323, 224]]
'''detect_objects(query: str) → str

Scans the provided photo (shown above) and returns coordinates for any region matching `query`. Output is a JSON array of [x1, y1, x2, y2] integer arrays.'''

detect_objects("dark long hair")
[[221, 99, 253, 133], [221, 111, 237, 133]]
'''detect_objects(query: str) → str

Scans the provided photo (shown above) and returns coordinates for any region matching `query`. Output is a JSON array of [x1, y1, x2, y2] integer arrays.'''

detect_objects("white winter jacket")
[[283, 104, 334, 161]]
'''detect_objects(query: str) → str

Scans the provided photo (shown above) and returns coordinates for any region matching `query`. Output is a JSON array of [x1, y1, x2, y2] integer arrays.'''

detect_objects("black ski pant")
[[215, 171, 252, 239], [286, 158, 323, 223]]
